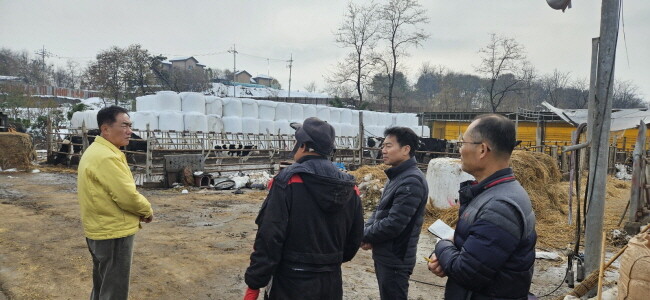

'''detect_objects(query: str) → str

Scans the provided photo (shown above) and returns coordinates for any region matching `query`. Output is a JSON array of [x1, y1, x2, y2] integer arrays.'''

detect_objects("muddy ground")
[[0, 170, 624, 300]]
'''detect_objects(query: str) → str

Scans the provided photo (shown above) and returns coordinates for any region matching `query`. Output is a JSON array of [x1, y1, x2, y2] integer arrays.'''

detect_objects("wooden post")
[[46, 110, 52, 159], [81, 122, 89, 152], [627, 121, 646, 227], [145, 123, 152, 183], [585, 0, 620, 284], [358, 111, 364, 166]]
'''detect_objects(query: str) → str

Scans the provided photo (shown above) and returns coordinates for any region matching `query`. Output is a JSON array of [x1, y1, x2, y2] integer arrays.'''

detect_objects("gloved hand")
[[244, 287, 260, 300]]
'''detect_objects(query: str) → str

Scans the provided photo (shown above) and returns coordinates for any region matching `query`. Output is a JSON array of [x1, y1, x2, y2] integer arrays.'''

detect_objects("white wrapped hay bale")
[[258, 100, 277, 121], [205, 96, 223, 116], [290, 103, 304, 122], [275, 102, 292, 121], [158, 111, 184, 131], [242, 117, 260, 134], [222, 116, 242, 133], [331, 123, 342, 137], [275, 120, 293, 135], [329, 108, 342, 123], [426, 158, 475, 209], [377, 112, 394, 128], [351, 110, 359, 125], [340, 109, 353, 124], [259, 119, 275, 135], [241, 98, 259, 118], [412, 126, 430, 138], [317, 106, 331, 122], [362, 111, 377, 126], [341, 124, 358, 137], [180, 92, 206, 114], [303, 104, 317, 118], [83, 110, 99, 129], [70, 111, 85, 128], [155, 91, 182, 111], [222, 98, 243, 117], [207, 115, 224, 133], [135, 95, 157, 112], [396, 113, 418, 127], [131, 111, 159, 130], [367, 125, 385, 138], [184, 113, 208, 132]]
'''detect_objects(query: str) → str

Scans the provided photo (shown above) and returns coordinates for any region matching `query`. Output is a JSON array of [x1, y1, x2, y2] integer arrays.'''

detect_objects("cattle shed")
[[422, 110, 573, 148], [423, 107, 650, 153]]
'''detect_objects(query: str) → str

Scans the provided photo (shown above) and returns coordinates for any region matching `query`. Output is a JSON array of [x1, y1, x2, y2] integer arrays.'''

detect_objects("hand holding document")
[[427, 219, 455, 240]]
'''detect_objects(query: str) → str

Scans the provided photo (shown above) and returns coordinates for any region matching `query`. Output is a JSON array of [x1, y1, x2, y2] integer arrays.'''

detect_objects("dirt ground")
[[0, 168, 628, 300]]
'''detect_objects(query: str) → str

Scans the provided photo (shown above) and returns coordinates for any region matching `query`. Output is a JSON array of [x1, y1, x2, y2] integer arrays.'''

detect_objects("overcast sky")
[[1, 0, 648, 102]]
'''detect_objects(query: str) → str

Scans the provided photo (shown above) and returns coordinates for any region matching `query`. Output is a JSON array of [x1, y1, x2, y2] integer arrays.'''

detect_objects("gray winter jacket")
[[363, 157, 428, 268]]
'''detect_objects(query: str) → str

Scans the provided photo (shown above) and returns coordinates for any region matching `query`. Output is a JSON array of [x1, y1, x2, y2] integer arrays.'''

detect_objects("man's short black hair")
[[97, 105, 129, 128], [384, 127, 419, 157], [469, 114, 516, 156]]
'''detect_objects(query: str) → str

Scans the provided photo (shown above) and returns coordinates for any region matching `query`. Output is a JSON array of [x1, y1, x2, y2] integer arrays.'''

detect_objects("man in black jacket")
[[362, 127, 429, 300], [243, 117, 364, 300], [428, 114, 537, 299]]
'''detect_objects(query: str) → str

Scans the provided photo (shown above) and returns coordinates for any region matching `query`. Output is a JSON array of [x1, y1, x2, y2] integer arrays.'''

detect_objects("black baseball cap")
[[289, 117, 336, 156]]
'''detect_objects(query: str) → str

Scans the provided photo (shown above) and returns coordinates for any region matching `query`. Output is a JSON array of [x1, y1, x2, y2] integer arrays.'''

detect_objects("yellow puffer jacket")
[[77, 136, 153, 240]]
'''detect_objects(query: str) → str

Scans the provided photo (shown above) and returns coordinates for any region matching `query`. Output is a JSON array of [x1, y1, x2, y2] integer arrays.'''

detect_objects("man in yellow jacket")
[[78, 105, 153, 300]]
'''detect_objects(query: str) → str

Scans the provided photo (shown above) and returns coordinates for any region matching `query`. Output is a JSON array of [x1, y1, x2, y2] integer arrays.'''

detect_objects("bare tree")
[[378, 0, 429, 112], [475, 33, 527, 112], [304, 81, 317, 93], [541, 69, 571, 107], [613, 80, 646, 108], [329, 1, 380, 107]]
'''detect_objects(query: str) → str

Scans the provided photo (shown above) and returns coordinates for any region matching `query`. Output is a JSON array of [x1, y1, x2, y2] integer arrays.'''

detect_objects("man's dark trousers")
[[374, 261, 412, 300], [86, 234, 135, 300], [266, 266, 343, 300]]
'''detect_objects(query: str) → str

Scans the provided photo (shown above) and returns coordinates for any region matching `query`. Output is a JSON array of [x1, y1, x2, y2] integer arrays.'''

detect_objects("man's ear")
[[403, 144, 411, 156]]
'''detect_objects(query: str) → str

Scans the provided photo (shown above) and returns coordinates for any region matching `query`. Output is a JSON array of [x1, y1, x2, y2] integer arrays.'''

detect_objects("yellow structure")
[[430, 120, 649, 152]]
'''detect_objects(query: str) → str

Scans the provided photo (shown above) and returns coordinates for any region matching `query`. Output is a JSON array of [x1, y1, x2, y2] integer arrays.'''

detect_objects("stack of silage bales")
[[82, 91, 430, 140]]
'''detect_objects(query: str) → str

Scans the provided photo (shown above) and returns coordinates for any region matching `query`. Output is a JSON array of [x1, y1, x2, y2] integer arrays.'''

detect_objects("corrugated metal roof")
[[542, 101, 650, 131]]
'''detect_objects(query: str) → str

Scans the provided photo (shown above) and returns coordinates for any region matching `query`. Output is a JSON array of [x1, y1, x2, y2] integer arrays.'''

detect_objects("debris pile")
[[0, 132, 36, 170], [348, 165, 389, 209]]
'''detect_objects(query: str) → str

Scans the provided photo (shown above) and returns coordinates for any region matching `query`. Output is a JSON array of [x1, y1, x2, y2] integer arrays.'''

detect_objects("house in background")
[[234, 70, 252, 84], [252, 74, 281, 89], [161, 57, 205, 72]]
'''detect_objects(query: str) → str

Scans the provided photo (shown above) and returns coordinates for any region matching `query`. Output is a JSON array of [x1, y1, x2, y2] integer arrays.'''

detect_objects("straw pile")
[[0, 132, 36, 170], [348, 164, 389, 210], [510, 150, 565, 215]]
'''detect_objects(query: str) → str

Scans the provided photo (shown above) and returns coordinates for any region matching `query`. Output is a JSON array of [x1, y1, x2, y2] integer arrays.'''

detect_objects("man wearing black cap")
[[243, 117, 364, 300]]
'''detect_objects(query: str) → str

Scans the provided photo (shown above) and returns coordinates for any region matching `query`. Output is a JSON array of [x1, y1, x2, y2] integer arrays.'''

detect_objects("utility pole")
[[34, 45, 51, 86], [287, 53, 293, 97], [584, 0, 619, 284], [228, 44, 238, 97]]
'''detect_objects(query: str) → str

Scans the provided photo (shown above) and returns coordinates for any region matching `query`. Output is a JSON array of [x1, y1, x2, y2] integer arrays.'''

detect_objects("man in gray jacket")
[[361, 127, 428, 300]]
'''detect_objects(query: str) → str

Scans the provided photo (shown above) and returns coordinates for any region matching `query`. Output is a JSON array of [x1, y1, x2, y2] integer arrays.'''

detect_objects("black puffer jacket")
[[435, 168, 537, 300], [363, 157, 428, 268], [244, 155, 364, 289]]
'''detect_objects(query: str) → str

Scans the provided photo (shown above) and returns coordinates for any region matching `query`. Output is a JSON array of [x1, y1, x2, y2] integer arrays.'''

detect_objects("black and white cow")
[[214, 144, 259, 162], [53, 130, 147, 165]]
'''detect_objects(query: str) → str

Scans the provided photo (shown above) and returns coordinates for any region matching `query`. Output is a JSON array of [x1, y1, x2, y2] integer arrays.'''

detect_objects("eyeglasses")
[[455, 140, 482, 148]]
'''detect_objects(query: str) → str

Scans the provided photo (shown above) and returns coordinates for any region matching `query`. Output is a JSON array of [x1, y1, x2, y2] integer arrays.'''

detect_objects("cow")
[[416, 138, 449, 164], [53, 130, 147, 165], [366, 137, 384, 161], [214, 144, 259, 162]]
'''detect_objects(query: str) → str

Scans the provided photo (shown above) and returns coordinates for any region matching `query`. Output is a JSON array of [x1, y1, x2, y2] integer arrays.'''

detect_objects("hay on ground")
[[348, 164, 389, 210], [0, 132, 35, 170]]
